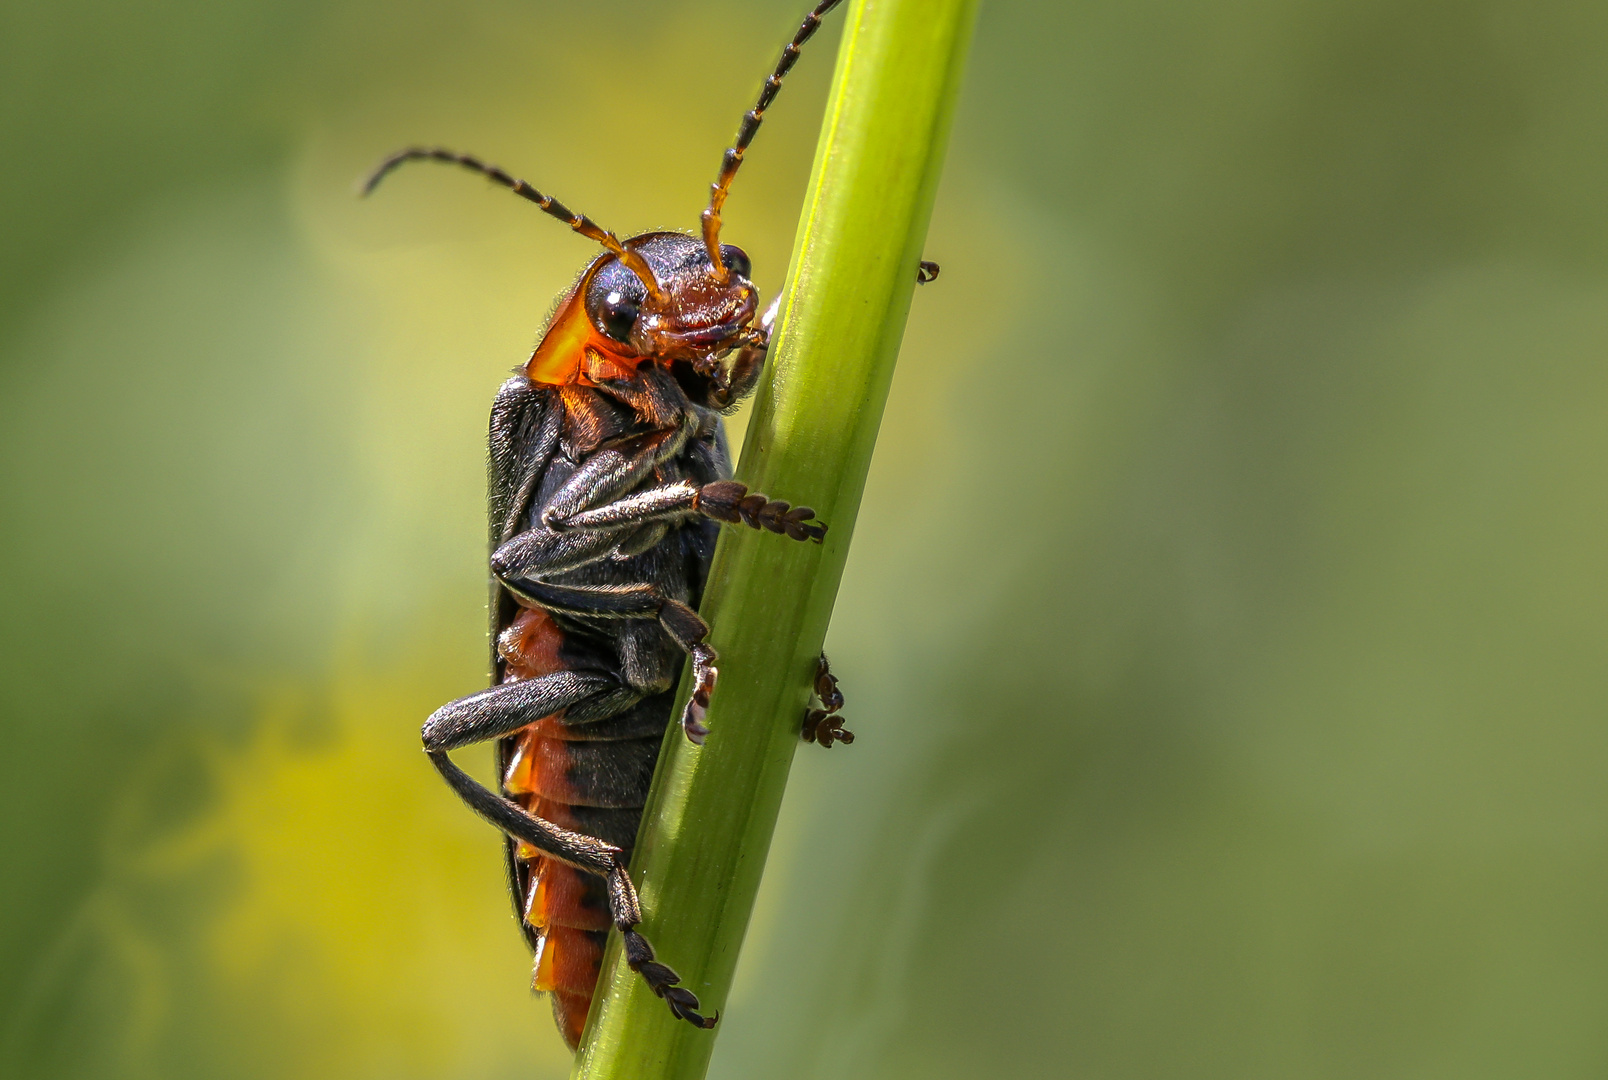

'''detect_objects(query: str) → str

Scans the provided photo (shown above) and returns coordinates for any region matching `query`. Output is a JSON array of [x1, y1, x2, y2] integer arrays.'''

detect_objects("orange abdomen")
[[497, 605, 654, 1049]]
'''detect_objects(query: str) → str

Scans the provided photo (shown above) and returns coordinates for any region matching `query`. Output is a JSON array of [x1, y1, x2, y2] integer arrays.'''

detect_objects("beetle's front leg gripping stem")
[[695, 480, 827, 542]]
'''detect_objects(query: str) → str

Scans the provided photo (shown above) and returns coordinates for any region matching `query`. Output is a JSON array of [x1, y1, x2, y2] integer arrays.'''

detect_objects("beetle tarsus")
[[617, 894, 718, 1030], [682, 644, 719, 744], [802, 652, 854, 748], [695, 480, 827, 542]]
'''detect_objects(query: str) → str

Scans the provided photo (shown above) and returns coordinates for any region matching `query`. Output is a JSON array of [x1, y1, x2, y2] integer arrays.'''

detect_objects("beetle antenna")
[[701, 0, 845, 281], [363, 147, 666, 303]]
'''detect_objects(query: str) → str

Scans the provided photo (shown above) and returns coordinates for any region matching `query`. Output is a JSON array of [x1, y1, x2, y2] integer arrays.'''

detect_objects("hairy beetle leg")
[[422, 670, 638, 753], [608, 870, 716, 1029], [802, 652, 854, 748], [427, 749, 715, 1031], [494, 565, 718, 747], [531, 477, 824, 543]]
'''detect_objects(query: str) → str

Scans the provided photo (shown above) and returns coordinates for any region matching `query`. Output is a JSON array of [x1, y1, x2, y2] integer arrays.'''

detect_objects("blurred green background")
[[4, 0, 1607, 1077]]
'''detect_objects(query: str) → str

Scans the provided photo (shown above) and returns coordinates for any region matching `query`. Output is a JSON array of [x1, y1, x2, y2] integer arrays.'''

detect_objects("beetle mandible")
[[364, 0, 930, 1050]]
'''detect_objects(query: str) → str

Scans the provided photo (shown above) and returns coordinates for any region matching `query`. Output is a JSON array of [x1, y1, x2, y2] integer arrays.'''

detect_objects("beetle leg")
[[429, 748, 620, 873], [814, 653, 844, 712], [695, 481, 828, 542], [490, 573, 718, 744], [528, 405, 819, 543], [619, 921, 717, 1030], [536, 480, 825, 543], [495, 578, 663, 619], [658, 600, 718, 745], [427, 750, 716, 1031], [540, 422, 695, 530], [538, 483, 702, 533], [801, 652, 854, 748], [422, 671, 640, 753], [707, 335, 767, 412], [493, 526, 629, 579]]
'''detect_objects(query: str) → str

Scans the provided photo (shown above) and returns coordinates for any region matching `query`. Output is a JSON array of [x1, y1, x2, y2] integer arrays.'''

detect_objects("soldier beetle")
[[364, 0, 932, 1049]]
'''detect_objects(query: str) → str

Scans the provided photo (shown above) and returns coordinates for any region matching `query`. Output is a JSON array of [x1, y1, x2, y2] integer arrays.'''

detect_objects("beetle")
[[364, 0, 927, 1050]]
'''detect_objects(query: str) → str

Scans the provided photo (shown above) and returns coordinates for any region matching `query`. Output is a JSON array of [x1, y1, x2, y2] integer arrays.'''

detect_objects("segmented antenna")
[[362, 147, 666, 303], [701, 0, 846, 280]]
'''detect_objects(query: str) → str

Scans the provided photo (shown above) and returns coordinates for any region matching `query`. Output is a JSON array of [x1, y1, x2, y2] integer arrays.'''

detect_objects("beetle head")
[[583, 232, 757, 363]]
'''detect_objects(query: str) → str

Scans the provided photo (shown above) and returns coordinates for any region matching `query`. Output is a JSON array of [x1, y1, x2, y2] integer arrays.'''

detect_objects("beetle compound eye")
[[597, 289, 640, 343], [719, 246, 752, 282], [586, 255, 651, 344]]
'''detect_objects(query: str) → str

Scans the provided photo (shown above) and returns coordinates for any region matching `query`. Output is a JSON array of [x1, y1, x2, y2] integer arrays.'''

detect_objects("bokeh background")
[[4, 0, 1607, 1077]]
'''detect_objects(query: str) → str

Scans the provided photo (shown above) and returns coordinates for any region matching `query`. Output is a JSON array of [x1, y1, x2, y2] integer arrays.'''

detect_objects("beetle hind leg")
[[622, 929, 717, 1028], [422, 670, 636, 753], [612, 878, 717, 1029], [428, 749, 717, 1033]]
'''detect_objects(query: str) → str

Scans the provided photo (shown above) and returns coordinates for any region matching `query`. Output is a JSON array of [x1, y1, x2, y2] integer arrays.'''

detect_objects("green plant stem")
[[570, 1, 977, 1076]]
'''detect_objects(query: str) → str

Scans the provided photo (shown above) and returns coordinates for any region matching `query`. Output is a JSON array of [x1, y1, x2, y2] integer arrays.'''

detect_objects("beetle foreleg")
[[695, 481, 827, 542], [529, 479, 826, 545], [540, 424, 695, 531], [500, 485, 817, 580], [546, 482, 703, 532], [707, 335, 768, 412]]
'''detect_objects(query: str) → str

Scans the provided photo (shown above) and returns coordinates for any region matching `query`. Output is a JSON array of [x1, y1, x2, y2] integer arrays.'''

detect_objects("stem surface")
[[572, 1, 977, 1076]]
